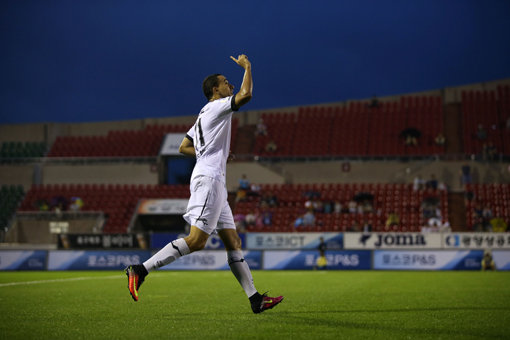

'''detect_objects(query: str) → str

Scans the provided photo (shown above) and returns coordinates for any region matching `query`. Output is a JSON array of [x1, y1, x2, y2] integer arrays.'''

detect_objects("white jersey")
[[186, 95, 239, 183]]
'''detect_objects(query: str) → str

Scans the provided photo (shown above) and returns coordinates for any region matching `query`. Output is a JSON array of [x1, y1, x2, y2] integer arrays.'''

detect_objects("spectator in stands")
[[261, 209, 273, 226], [235, 189, 247, 203], [69, 196, 84, 211], [472, 216, 485, 232], [427, 210, 442, 230], [476, 124, 487, 140], [238, 174, 250, 191], [482, 205, 493, 231], [348, 199, 357, 214], [303, 209, 316, 226], [255, 118, 268, 136], [261, 191, 278, 207], [473, 202, 483, 219], [347, 221, 360, 232], [482, 142, 497, 161], [247, 183, 261, 198], [490, 216, 507, 232], [385, 211, 400, 227], [304, 198, 313, 210], [265, 140, 277, 153], [293, 209, 315, 228], [361, 200, 373, 214], [413, 175, 425, 191], [425, 174, 438, 190], [50, 195, 68, 212], [234, 213, 246, 233], [312, 199, 324, 213], [323, 200, 333, 214], [362, 220, 372, 233], [460, 164, 472, 186], [481, 250, 496, 271], [333, 200, 342, 214], [236, 174, 250, 202], [401, 127, 420, 146], [35, 198, 49, 211], [506, 116, 510, 129], [434, 132, 446, 147], [294, 215, 304, 227], [304, 188, 321, 200], [245, 210, 258, 227]]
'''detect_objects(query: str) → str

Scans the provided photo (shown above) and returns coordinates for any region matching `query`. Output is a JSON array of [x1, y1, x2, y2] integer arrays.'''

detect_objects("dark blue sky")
[[1, 0, 509, 124]]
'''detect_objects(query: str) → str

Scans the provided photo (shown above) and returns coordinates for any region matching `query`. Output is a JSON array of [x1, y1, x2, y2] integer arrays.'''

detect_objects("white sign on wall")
[[442, 233, 510, 249], [344, 232, 442, 249], [160, 133, 186, 156]]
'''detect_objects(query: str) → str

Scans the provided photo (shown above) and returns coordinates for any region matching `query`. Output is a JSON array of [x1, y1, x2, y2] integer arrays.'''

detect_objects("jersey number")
[[197, 118, 205, 147]]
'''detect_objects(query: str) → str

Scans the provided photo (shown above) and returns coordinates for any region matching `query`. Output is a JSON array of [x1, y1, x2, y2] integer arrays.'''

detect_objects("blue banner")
[[47, 250, 152, 270], [151, 232, 245, 250], [0, 250, 47, 270], [493, 251, 510, 270], [373, 250, 484, 270], [246, 232, 343, 250], [263, 250, 371, 270]]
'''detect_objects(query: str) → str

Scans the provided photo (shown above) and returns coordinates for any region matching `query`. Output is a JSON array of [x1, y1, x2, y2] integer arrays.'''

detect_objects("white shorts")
[[183, 175, 236, 235]]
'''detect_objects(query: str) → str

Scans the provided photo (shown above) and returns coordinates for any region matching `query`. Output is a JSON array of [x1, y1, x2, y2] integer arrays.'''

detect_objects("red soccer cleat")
[[251, 292, 284, 314], [125, 265, 147, 302]]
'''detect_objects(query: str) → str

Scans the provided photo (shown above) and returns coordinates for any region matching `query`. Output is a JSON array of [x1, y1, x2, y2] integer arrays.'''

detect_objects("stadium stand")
[[17, 182, 449, 234], [461, 86, 510, 158], [19, 184, 189, 233], [234, 182, 448, 233], [47, 120, 238, 158], [464, 183, 510, 231], [48, 124, 188, 157], [1, 79, 509, 238], [0, 141, 46, 158], [253, 95, 444, 157], [0, 185, 24, 227]]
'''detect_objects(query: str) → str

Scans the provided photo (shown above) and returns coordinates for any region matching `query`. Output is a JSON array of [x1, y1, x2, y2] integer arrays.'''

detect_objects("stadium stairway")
[[443, 103, 463, 154], [447, 192, 466, 231]]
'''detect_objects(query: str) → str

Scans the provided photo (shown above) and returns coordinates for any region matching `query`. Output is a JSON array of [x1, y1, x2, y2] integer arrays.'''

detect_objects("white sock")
[[143, 238, 190, 272], [227, 250, 257, 297]]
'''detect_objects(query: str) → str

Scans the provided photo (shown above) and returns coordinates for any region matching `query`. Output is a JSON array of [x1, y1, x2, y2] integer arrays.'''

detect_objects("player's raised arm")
[[230, 54, 253, 108]]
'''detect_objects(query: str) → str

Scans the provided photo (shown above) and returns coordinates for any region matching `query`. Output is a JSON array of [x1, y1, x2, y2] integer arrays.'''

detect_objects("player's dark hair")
[[202, 74, 222, 100]]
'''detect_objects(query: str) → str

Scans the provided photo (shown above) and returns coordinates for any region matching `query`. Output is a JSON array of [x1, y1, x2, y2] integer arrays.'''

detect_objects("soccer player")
[[126, 54, 283, 314]]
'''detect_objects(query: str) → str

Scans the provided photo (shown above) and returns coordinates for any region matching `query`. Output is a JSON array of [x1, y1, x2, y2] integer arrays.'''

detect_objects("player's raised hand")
[[230, 54, 251, 69]]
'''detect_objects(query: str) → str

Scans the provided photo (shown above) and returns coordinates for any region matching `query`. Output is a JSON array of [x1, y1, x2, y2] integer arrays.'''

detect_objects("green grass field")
[[1, 270, 509, 339]]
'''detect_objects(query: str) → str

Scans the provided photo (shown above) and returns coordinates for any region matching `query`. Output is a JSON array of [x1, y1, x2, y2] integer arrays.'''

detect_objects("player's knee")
[[185, 236, 207, 252], [225, 234, 242, 251]]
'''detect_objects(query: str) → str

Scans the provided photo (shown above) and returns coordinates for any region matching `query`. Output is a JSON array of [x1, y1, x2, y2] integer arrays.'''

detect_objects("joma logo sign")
[[360, 234, 427, 247]]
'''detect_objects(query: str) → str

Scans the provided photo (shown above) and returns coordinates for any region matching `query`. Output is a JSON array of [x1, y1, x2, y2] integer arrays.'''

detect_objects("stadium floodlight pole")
[[125, 55, 283, 314]]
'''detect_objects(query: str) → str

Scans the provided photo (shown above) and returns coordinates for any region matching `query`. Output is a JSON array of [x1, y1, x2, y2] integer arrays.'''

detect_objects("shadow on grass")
[[278, 307, 509, 339], [284, 306, 510, 314], [171, 307, 508, 339]]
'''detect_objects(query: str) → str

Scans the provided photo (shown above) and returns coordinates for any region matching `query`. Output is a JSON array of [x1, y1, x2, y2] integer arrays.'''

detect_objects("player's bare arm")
[[230, 54, 253, 108], [179, 136, 196, 157]]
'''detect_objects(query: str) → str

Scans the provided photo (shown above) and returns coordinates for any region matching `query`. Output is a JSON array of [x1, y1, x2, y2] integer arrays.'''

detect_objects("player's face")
[[216, 75, 234, 98]]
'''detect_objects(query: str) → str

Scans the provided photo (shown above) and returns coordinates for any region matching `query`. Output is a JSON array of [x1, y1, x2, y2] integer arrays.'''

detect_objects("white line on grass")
[[0, 274, 164, 287], [0, 275, 120, 287]]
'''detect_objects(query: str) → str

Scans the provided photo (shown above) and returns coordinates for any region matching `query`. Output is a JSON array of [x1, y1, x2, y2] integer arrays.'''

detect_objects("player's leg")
[[218, 228, 257, 298], [126, 176, 218, 301], [217, 203, 283, 313], [143, 226, 208, 271], [126, 227, 208, 302]]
